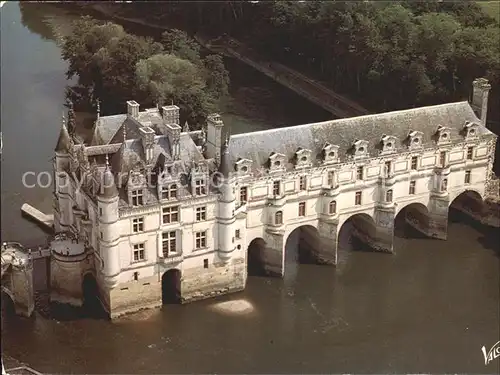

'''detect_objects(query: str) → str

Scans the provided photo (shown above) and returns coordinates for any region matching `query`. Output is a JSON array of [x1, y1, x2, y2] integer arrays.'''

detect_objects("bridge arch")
[[394, 202, 430, 238], [283, 224, 321, 265], [247, 237, 267, 276], [162, 268, 181, 304], [337, 213, 377, 260], [449, 189, 484, 207], [448, 189, 484, 221], [1, 287, 15, 315]]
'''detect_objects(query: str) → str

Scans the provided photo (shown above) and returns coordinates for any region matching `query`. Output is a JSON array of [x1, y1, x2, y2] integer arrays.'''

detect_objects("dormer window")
[[269, 152, 286, 172], [352, 140, 369, 159], [322, 143, 339, 164], [407, 130, 423, 150], [295, 148, 312, 168], [235, 158, 252, 176], [436, 126, 452, 144], [463, 121, 479, 140], [380, 135, 397, 155]]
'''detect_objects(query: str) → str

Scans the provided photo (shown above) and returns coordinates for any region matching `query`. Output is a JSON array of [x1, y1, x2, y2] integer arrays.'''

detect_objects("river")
[[1, 3, 499, 374]]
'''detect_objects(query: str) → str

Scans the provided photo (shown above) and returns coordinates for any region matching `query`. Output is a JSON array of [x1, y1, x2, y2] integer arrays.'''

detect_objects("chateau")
[[50, 78, 497, 318]]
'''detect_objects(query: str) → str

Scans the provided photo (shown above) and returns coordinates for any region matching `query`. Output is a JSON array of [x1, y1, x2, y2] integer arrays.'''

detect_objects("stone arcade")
[[49, 78, 497, 318]]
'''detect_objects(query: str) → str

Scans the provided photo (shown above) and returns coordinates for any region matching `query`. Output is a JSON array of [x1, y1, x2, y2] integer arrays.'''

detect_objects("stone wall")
[[5, 265, 35, 317]]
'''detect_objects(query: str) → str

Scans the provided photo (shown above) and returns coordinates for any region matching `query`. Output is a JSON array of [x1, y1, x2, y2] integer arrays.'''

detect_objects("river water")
[[1, 3, 499, 374]]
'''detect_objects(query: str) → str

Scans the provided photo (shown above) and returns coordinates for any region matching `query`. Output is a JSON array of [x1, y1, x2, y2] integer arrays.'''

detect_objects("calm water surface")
[[1, 3, 499, 374]]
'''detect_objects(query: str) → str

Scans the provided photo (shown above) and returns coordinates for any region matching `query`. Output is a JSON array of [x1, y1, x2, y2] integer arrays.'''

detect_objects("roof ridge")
[[230, 101, 471, 140]]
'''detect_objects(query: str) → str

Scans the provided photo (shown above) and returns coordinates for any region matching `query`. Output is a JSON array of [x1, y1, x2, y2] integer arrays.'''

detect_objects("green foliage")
[[61, 17, 229, 127]]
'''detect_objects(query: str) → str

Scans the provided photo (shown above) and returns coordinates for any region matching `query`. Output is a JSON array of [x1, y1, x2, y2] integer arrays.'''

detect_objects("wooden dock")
[[21, 204, 54, 231]]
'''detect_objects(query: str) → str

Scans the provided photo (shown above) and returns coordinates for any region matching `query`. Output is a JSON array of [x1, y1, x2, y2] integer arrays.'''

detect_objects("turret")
[[54, 115, 73, 232], [217, 137, 236, 262], [98, 156, 120, 286], [206, 113, 224, 165], [470, 78, 491, 126]]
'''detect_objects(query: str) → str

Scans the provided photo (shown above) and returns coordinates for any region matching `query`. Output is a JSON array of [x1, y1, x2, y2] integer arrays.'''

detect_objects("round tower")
[[98, 157, 121, 288], [217, 138, 236, 262]]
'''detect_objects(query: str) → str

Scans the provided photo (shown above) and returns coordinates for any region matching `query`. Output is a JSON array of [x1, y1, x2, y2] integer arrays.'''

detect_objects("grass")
[[477, 1, 500, 22]]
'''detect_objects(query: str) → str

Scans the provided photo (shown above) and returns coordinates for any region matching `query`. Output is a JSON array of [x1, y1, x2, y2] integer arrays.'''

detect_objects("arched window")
[[275, 211, 283, 225], [329, 200, 337, 214], [441, 178, 448, 191], [385, 189, 393, 202]]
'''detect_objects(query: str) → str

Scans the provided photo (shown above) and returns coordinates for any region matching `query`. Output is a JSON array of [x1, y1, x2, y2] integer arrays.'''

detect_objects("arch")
[[1, 287, 15, 316], [449, 189, 484, 222], [394, 202, 430, 238], [337, 213, 377, 256], [247, 237, 267, 276], [283, 224, 321, 265], [162, 269, 181, 304]]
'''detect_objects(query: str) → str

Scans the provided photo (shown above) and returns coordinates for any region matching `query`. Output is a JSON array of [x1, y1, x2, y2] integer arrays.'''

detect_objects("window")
[[132, 217, 144, 233], [327, 171, 335, 186], [465, 170, 471, 184], [240, 187, 248, 202], [409, 181, 416, 195], [99, 207, 102, 216], [273, 181, 280, 196], [100, 231, 103, 240], [131, 189, 143, 206], [133, 272, 139, 281], [355, 191, 362, 205], [133, 243, 145, 262], [385, 189, 393, 202], [161, 184, 177, 200], [275, 211, 283, 225], [162, 206, 179, 224], [356, 166, 364, 180], [299, 176, 307, 191], [195, 231, 207, 249], [166, 166, 172, 174], [467, 147, 474, 160], [439, 151, 447, 167], [195, 179, 206, 195], [235, 229, 241, 239], [162, 231, 176, 257], [384, 161, 392, 176], [441, 178, 448, 192], [411, 156, 418, 170], [196, 206, 207, 221], [298, 202, 306, 216], [329, 200, 337, 214], [203, 259, 209, 269]]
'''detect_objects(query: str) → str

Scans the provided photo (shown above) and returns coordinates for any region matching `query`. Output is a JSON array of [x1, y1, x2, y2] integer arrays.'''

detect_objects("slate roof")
[[55, 124, 72, 152], [228, 101, 491, 171]]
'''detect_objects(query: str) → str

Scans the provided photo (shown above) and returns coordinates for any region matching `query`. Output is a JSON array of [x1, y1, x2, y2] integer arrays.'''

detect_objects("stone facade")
[[49, 79, 497, 319]]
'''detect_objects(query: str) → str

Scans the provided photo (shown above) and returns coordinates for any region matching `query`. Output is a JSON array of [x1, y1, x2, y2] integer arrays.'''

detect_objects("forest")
[[63, 0, 500, 126]]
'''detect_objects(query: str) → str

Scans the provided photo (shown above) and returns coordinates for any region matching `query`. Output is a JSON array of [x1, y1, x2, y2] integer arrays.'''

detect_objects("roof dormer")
[[294, 148, 312, 168], [463, 121, 479, 140], [322, 143, 339, 164], [435, 125, 452, 145], [379, 134, 398, 155], [407, 130, 424, 150], [268, 152, 286, 172], [352, 139, 369, 159], [235, 158, 252, 176]]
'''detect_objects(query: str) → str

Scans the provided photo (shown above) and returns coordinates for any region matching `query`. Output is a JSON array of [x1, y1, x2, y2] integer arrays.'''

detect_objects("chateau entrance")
[[247, 238, 267, 276], [162, 269, 181, 304]]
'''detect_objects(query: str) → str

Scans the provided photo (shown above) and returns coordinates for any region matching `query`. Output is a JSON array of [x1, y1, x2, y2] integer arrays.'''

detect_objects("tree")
[[161, 29, 202, 64], [136, 54, 212, 126]]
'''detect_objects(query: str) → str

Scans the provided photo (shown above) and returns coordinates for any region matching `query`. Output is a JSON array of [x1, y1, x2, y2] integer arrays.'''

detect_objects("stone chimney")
[[205, 113, 224, 165], [127, 100, 140, 119], [166, 123, 181, 160], [139, 126, 155, 164], [470, 78, 491, 126], [161, 105, 180, 125]]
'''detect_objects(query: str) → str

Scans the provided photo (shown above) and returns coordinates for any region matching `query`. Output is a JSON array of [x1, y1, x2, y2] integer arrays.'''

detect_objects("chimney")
[[127, 100, 140, 119], [470, 78, 491, 126], [138, 126, 155, 164], [161, 105, 180, 125], [166, 123, 181, 160], [205, 113, 224, 165]]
